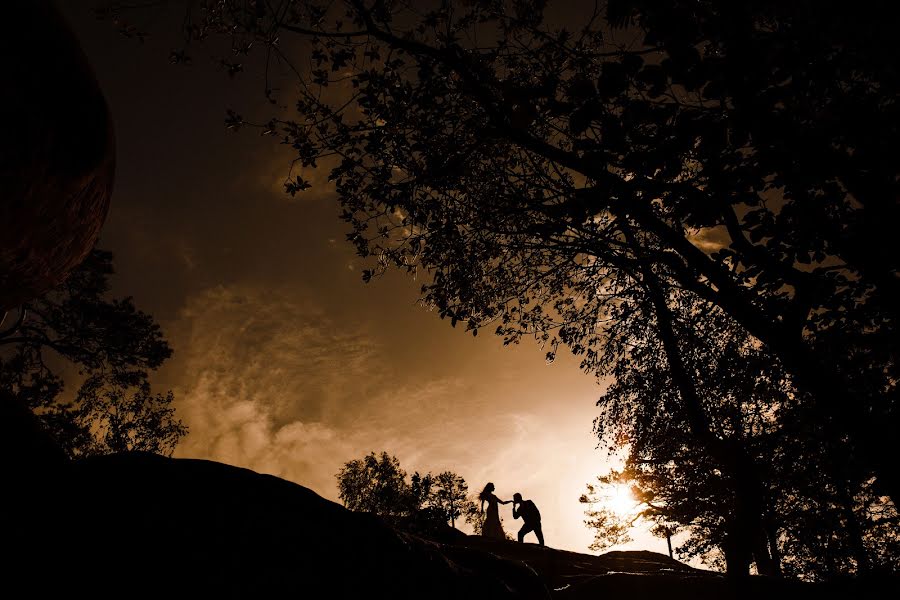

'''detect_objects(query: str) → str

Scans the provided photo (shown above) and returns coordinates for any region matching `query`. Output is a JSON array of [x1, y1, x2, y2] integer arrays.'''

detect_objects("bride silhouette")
[[479, 482, 511, 540]]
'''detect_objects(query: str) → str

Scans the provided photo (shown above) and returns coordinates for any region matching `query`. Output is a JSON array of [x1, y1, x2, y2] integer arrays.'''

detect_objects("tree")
[[336, 451, 412, 519], [579, 479, 636, 552], [580, 473, 680, 557], [336, 452, 477, 535], [432, 471, 470, 529], [595, 286, 785, 574], [592, 287, 897, 578], [71, 372, 186, 456], [767, 420, 900, 580], [0, 249, 185, 457], [594, 280, 790, 575], [464, 498, 485, 536]]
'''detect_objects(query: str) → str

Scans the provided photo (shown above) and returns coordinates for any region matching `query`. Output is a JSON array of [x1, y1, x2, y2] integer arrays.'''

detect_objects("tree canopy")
[[336, 451, 476, 535], [0, 249, 186, 457], [432, 470, 470, 529], [579, 477, 638, 552], [337, 451, 415, 518], [585, 290, 897, 577]]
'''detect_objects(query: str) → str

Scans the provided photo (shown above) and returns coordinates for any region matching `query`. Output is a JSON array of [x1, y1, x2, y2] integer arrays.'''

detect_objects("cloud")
[[167, 283, 381, 499], [164, 282, 560, 501]]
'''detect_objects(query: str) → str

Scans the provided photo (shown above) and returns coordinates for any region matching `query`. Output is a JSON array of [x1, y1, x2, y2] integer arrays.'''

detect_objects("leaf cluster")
[[0, 250, 186, 458]]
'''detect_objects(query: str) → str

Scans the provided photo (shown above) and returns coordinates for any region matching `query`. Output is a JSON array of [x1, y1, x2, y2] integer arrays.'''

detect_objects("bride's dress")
[[482, 494, 506, 539]]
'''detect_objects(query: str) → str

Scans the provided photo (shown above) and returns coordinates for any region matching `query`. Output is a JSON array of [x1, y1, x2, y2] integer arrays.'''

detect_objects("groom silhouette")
[[512, 492, 544, 546]]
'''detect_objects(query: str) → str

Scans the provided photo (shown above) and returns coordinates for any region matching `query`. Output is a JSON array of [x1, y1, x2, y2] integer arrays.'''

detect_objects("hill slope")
[[4, 453, 895, 599]]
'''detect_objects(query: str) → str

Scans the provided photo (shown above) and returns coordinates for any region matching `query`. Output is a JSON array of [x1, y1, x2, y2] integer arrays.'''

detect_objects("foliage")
[[464, 496, 485, 536], [580, 474, 678, 555], [336, 451, 476, 532], [72, 372, 186, 456], [431, 470, 470, 529], [579, 479, 635, 552], [591, 289, 898, 578], [594, 286, 787, 573], [337, 451, 412, 517], [0, 249, 185, 457]]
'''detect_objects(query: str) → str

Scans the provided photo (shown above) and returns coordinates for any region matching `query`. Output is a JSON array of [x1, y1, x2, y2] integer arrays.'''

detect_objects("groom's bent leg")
[[518, 524, 531, 543]]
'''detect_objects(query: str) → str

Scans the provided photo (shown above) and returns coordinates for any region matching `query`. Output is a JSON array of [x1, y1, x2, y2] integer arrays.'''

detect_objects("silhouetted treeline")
[[586, 294, 897, 578], [336, 451, 477, 539]]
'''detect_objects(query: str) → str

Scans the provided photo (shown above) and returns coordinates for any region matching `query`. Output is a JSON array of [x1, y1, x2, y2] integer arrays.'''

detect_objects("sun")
[[607, 484, 638, 517]]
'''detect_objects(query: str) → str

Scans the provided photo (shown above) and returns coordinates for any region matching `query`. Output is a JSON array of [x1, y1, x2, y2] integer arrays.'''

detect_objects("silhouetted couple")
[[478, 483, 544, 546]]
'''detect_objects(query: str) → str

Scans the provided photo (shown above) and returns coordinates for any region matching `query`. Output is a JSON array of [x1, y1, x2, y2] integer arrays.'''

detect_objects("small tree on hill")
[[336, 453, 478, 535], [464, 496, 485, 536], [336, 451, 411, 519], [580, 478, 639, 552], [72, 372, 186, 455], [431, 471, 470, 529]]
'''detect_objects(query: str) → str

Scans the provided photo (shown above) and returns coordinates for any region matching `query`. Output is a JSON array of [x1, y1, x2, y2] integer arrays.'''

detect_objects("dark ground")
[[4, 453, 896, 599]]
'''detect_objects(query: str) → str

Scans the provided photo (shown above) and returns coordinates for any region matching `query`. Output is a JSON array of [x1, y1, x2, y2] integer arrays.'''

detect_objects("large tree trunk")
[[622, 223, 774, 577], [764, 519, 783, 577], [729, 448, 779, 577], [623, 202, 898, 510], [835, 480, 871, 575], [722, 523, 752, 577]]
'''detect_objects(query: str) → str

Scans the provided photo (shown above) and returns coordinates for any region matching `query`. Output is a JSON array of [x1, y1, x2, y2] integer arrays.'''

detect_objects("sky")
[[61, 2, 669, 555]]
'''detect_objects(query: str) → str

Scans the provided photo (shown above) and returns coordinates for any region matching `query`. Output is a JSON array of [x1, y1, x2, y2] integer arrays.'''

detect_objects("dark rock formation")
[[0, 395, 67, 479], [8, 453, 548, 598], [0, 1, 114, 311], [4, 452, 896, 599]]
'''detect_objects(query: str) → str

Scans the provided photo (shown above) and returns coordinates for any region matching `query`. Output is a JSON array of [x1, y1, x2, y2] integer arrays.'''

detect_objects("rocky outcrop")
[[7, 453, 547, 598], [4, 452, 896, 599], [0, 1, 114, 311]]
